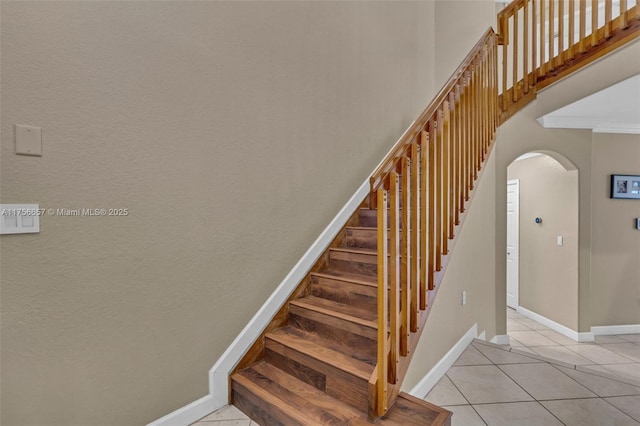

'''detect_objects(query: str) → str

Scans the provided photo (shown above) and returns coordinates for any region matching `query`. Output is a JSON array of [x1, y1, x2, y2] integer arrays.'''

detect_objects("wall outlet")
[[15, 124, 42, 156], [462, 291, 467, 306]]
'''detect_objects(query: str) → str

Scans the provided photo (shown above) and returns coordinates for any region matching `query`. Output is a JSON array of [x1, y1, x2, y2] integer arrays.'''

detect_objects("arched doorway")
[[506, 151, 580, 335]]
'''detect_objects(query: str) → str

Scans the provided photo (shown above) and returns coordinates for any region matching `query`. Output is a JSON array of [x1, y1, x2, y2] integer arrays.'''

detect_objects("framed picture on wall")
[[611, 174, 640, 199]]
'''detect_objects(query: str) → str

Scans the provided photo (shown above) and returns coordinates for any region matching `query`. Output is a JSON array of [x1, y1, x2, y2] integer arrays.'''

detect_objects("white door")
[[507, 180, 519, 309]]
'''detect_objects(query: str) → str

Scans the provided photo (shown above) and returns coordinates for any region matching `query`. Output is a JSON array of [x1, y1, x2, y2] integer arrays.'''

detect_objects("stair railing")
[[367, 28, 499, 420], [498, 0, 640, 120], [367, 0, 639, 419]]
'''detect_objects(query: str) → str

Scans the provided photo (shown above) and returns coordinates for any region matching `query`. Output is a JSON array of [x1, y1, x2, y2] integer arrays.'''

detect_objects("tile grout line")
[[445, 368, 488, 425], [508, 315, 640, 384], [561, 344, 637, 365], [493, 362, 569, 426], [600, 396, 640, 422], [471, 342, 548, 425]]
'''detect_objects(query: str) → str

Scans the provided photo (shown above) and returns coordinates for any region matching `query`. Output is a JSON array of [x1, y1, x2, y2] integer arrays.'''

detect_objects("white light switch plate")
[[15, 124, 42, 156], [0, 204, 40, 234], [557, 236, 563, 246]]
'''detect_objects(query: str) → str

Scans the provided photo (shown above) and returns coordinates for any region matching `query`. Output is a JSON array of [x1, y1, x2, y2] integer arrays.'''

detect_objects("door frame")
[[507, 179, 520, 309]]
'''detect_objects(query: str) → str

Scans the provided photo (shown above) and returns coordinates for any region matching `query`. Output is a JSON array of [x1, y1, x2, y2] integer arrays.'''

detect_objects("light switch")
[[15, 124, 42, 156], [557, 236, 563, 246], [0, 204, 40, 234]]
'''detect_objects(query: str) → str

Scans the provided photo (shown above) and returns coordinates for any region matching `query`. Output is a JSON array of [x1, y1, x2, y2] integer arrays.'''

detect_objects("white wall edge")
[[147, 120, 421, 426], [147, 395, 217, 426], [517, 306, 594, 342], [592, 324, 640, 335], [490, 334, 510, 345], [408, 323, 479, 399]]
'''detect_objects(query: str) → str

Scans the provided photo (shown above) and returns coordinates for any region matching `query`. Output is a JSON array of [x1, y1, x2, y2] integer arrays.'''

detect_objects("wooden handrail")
[[369, 28, 498, 195], [367, 0, 639, 420], [368, 29, 499, 420]]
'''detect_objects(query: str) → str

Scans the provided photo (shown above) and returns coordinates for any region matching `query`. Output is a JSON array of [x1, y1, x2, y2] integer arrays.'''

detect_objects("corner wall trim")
[[517, 306, 594, 342], [408, 323, 479, 399], [592, 324, 640, 335], [491, 334, 510, 345]]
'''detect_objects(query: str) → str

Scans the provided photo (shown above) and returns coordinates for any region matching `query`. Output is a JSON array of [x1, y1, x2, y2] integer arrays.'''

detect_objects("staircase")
[[231, 204, 452, 425], [229, 1, 640, 424]]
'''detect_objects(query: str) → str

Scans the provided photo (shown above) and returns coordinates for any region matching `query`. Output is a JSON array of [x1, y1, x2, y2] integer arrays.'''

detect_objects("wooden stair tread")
[[347, 393, 451, 425], [378, 393, 451, 425], [346, 226, 404, 232], [232, 370, 322, 425], [330, 247, 377, 256], [244, 361, 364, 423], [311, 270, 377, 288], [234, 364, 449, 425], [267, 326, 374, 380], [290, 295, 377, 324]]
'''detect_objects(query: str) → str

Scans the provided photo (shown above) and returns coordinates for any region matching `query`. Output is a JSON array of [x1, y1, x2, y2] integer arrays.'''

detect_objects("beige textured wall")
[[434, 0, 497, 89], [590, 133, 640, 326], [495, 40, 640, 334], [0, 2, 436, 424], [508, 155, 579, 330], [403, 149, 497, 392]]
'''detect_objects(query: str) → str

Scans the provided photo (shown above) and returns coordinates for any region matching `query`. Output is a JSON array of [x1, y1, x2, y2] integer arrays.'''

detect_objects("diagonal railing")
[[367, 0, 639, 420], [368, 28, 499, 420]]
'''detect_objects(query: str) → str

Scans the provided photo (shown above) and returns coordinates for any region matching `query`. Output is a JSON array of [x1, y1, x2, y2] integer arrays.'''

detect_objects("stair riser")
[[232, 380, 304, 426], [346, 228, 379, 249], [310, 278, 376, 310], [359, 210, 377, 228], [289, 313, 377, 363], [310, 280, 403, 317], [289, 304, 377, 341], [265, 339, 369, 413], [358, 211, 410, 229], [328, 248, 378, 276], [330, 249, 376, 265], [328, 258, 377, 276], [346, 229, 407, 250]]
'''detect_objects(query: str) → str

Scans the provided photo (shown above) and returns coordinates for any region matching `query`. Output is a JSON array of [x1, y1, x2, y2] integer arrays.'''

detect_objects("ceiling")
[[537, 74, 640, 134]]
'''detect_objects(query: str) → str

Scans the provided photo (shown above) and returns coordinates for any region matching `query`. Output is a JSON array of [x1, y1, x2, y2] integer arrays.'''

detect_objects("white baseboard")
[[408, 323, 480, 399], [491, 334, 510, 345], [147, 395, 217, 426], [592, 324, 640, 335], [517, 306, 594, 342]]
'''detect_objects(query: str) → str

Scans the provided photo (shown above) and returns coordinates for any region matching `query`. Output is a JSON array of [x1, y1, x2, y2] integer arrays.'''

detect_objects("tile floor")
[[191, 404, 259, 426], [422, 309, 640, 425], [506, 308, 640, 387], [192, 309, 640, 425]]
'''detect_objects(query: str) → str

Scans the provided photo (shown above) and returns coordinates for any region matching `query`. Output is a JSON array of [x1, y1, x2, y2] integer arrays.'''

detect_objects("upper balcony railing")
[[498, 0, 639, 119]]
